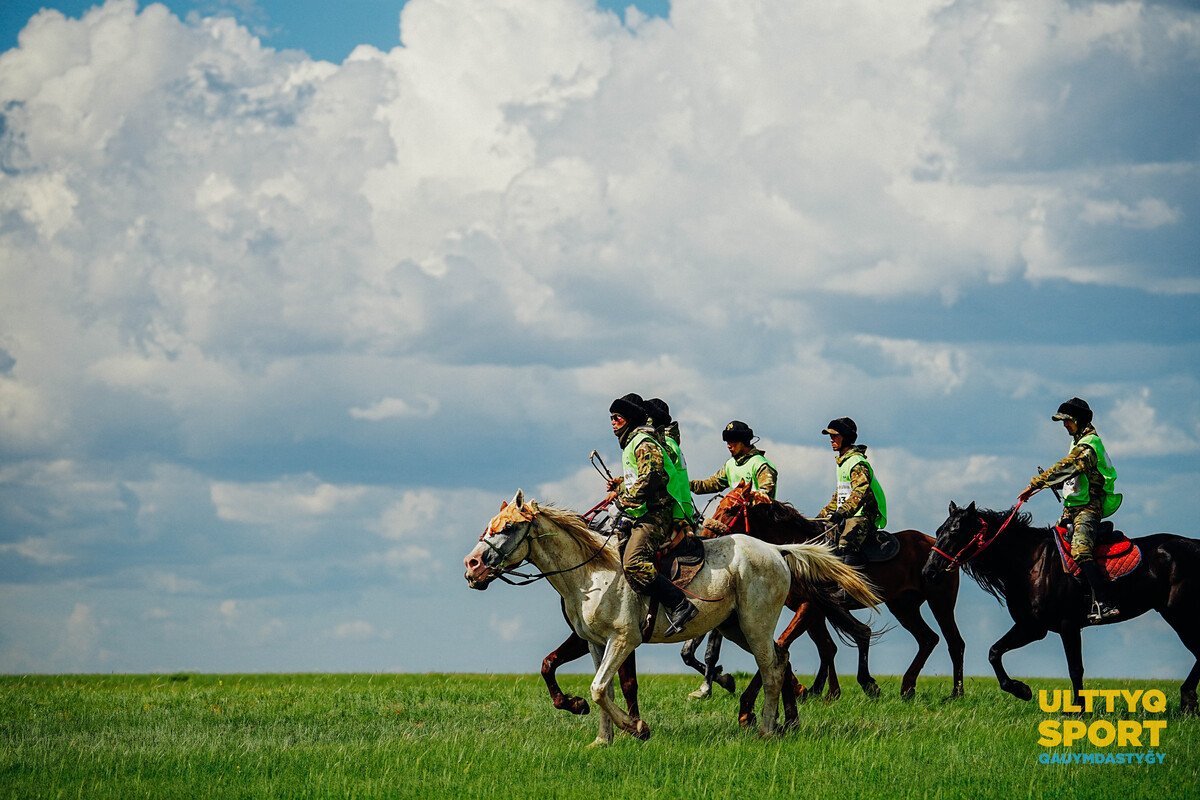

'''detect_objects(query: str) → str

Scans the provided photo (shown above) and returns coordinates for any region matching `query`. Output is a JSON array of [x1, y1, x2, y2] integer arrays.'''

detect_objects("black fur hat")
[[722, 420, 754, 443], [1052, 397, 1093, 425], [609, 393, 646, 424]]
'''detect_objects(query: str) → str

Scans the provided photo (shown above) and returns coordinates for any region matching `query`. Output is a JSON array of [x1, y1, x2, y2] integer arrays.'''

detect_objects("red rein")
[[932, 500, 1025, 571]]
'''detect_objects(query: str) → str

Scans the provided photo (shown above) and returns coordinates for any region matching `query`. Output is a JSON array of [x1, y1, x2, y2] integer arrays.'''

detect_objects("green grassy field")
[[1, 673, 1195, 799]]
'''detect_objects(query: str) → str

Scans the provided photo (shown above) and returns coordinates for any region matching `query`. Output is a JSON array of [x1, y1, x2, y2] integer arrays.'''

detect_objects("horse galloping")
[[705, 483, 965, 702], [463, 490, 881, 744], [923, 501, 1200, 713]]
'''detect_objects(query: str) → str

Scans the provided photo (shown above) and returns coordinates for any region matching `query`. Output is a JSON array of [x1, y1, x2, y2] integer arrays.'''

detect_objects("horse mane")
[[535, 503, 622, 570], [961, 505, 1050, 602], [748, 500, 824, 542]]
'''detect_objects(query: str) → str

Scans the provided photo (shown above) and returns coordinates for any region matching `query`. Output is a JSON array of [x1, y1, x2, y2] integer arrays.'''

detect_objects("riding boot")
[[648, 573, 699, 636], [1078, 561, 1120, 623]]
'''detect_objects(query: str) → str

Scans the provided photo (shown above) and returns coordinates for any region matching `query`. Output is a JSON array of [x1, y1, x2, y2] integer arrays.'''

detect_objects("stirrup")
[[1087, 598, 1120, 624], [664, 600, 699, 636]]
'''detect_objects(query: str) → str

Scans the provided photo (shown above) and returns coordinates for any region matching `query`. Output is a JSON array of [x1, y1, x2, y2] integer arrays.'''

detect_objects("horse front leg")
[[587, 643, 613, 748], [989, 622, 1048, 701], [617, 649, 640, 719], [542, 632, 592, 715], [1060, 625, 1085, 708], [590, 637, 649, 742]]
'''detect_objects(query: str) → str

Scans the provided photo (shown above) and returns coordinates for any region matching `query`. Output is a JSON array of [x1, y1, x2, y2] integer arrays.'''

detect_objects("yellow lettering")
[[1117, 720, 1142, 746], [1143, 690, 1167, 713], [1088, 720, 1116, 747], [1038, 690, 1060, 712], [1121, 689, 1142, 712], [1143, 720, 1167, 746], [1063, 693, 1082, 713], [1062, 719, 1088, 746], [1037, 719, 1062, 747]]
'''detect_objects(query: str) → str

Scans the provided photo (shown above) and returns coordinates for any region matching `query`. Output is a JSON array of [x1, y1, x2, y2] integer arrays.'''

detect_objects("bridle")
[[930, 500, 1024, 572], [476, 496, 618, 587]]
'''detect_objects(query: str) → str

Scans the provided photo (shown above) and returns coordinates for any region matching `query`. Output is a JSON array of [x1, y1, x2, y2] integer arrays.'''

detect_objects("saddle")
[[1053, 523, 1142, 580], [860, 530, 900, 563], [654, 526, 707, 590]]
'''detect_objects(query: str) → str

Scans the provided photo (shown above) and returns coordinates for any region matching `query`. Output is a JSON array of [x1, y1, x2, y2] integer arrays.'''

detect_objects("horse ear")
[[949, 501, 958, 514], [528, 500, 539, 515], [966, 501, 976, 513], [499, 500, 508, 511], [512, 489, 524, 508]]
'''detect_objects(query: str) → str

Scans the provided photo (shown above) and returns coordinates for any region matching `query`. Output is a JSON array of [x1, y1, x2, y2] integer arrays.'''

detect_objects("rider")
[[643, 398, 698, 527], [817, 417, 887, 568], [1018, 397, 1122, 623], [689, 420, 778, 501], [608, 393, 699, 636]]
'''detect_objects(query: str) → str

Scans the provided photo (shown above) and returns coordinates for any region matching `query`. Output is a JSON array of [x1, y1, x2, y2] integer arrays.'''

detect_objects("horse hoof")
[[738, 712, 756, 729], [688, 687, 712, 701], [826, 688, 841, 701], [567, 697, 590, 715], [864, 681, 881, 699], [586, 737, 611, 749], [1004, 681, 1033, 701], [632, 720, 651, 741], [717, 673, 737, 694], [901, 687, 916, 701]]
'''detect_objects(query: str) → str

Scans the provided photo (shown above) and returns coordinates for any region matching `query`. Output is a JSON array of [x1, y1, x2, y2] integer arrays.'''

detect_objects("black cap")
[[722, 420, 754, 443], [1052, 397, 1093, 426], [644, 398, 671, 427], [609, 393, 646, 424], [821, 417, 858, 444]]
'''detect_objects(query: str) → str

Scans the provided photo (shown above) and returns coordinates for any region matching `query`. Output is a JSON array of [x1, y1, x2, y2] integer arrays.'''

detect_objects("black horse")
[[923, 501, 1200, 713]]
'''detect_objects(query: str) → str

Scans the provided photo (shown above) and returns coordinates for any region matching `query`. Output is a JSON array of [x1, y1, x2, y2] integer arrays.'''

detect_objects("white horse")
[[462, 490, 880, 745]]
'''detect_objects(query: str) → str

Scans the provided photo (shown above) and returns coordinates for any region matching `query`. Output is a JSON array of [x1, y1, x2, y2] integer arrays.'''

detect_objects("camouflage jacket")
[[690, 447, 777, 499], [1028, 424, 1104, 514], [616, 423, 671, 513], [818, 445, 878, 521]]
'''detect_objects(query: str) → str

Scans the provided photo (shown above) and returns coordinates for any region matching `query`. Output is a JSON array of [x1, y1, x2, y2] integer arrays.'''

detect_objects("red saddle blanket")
[[1053, 525, 1141, 580]]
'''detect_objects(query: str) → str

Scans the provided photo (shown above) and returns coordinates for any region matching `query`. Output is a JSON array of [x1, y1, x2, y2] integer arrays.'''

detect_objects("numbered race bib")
[[836, 481, 851, 508]]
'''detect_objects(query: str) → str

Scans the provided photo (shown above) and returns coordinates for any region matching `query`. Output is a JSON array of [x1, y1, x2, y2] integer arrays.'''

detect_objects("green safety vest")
[[1063, 432, 1122, 518], [835, 451, 888, 529], [725, 453, 776, 496], [621, 431, 694, 520], [661, 434, 696, 521]]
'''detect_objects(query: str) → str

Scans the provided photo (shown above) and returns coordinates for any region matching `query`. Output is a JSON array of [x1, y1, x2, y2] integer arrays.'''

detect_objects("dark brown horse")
[[710, 483, 966, 701], [923, 501, 1200, 713]]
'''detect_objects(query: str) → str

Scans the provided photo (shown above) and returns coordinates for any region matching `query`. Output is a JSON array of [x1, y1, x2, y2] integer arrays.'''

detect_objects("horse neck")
[[748, 507, 821, 544], [525, 515, 617, 597], [966, 518, 1044, 584]]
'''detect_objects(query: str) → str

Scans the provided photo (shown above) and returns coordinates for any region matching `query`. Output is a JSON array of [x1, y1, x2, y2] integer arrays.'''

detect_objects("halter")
[[477, 497, 617, 587], [931, 500, 1024, 572]]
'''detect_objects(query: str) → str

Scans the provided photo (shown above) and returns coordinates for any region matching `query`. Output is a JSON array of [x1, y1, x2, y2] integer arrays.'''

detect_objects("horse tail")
[[777, 542, 882, 610], [809, 586, 889, 646]]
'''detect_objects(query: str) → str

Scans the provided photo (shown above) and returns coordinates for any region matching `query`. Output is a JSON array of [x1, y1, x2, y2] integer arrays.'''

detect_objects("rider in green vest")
[[643, 398, 697, 525], [690, 420, 779, 501], [1018, 397, 1122, 623], [817, 417, 887, 568], [608, 393, 699, 636]]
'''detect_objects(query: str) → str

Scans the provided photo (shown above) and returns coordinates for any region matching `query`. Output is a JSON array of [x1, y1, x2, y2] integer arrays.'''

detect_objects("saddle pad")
[[1053, 526, 1142, 580], [655, 533, 706, 589]]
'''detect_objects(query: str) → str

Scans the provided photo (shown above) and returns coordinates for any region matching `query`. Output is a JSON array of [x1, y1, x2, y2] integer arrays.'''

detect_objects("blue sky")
[[1, 0, 1198, 687]]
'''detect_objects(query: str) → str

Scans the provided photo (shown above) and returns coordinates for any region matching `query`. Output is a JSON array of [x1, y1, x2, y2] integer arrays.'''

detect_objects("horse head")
[[463, 489, 540, 590], [704, 481, 768, 536], [923, 500, 979, 579]]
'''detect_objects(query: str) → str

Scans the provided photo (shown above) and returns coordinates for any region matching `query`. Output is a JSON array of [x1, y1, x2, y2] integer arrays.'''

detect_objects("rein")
[[932, 500, 1025, 571], [480, 496, 618, 587]]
